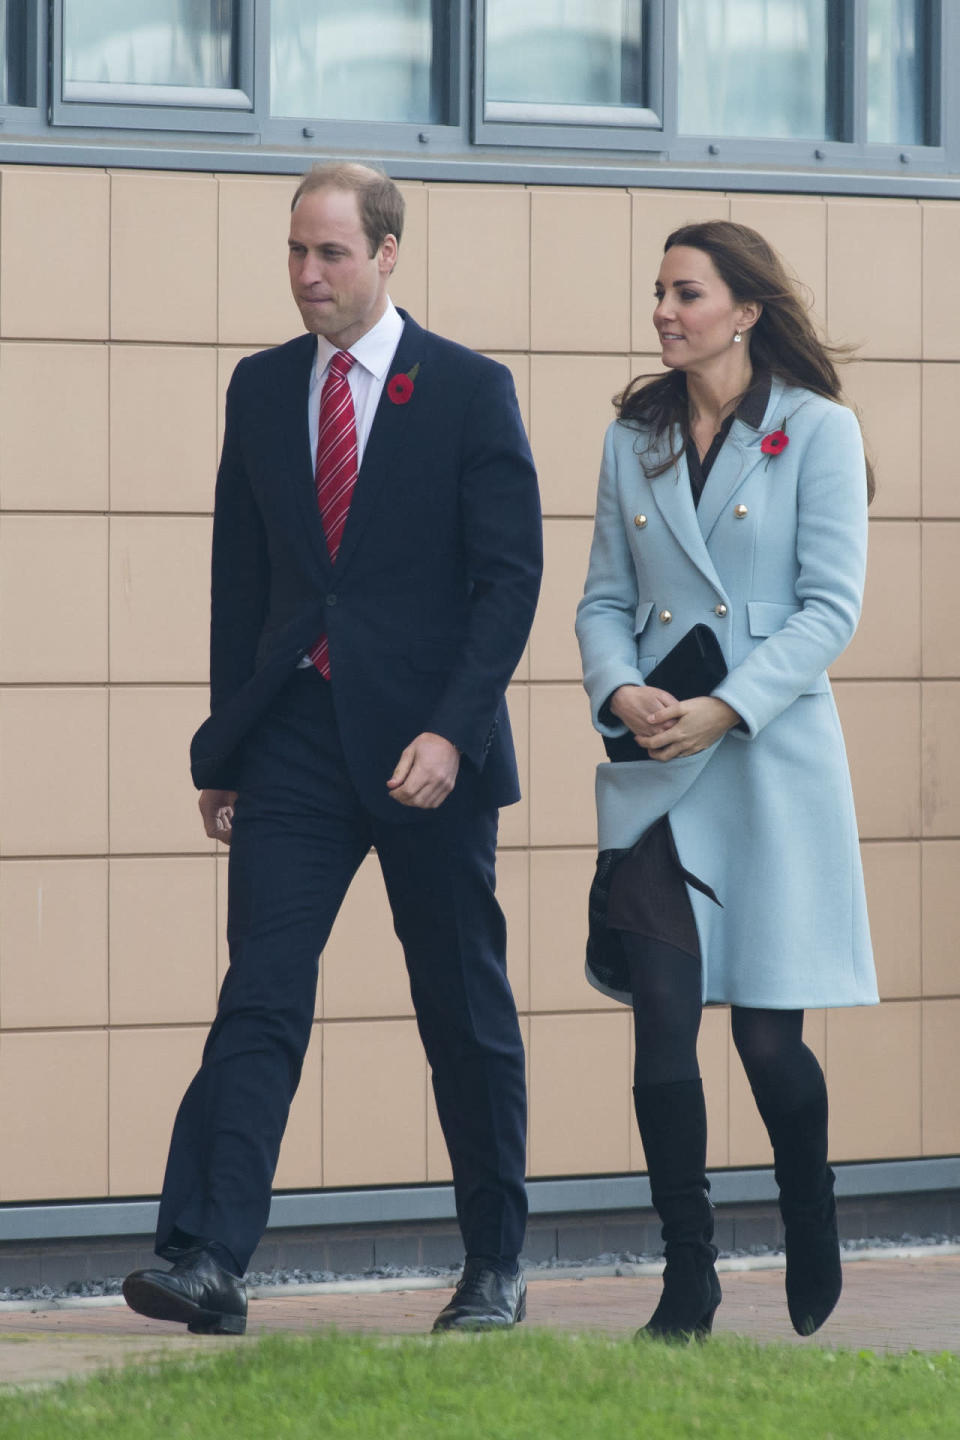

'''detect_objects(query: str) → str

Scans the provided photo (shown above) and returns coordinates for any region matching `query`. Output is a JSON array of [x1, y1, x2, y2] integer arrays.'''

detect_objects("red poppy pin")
[[387, 361, 420, 405], [760, 421, 789, 458]]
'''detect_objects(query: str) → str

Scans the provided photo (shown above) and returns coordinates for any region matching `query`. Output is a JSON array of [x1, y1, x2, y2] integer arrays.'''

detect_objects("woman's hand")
[[609, 684, 680, 744], [638, 696, 742, 761]]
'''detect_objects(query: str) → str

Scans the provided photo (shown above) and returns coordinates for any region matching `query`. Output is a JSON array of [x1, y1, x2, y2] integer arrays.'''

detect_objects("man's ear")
[[379, 233, 399, 275]]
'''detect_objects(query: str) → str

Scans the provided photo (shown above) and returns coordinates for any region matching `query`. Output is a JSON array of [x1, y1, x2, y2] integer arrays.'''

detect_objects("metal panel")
[[0, 1158, 957, 1242]]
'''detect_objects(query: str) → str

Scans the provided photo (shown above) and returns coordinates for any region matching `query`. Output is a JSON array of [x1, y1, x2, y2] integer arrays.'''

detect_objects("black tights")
[[625, 934, 825, 1110]]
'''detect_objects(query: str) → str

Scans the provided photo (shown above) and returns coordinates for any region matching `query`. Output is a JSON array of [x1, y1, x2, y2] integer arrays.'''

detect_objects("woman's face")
[[653, 245, 756, 374]]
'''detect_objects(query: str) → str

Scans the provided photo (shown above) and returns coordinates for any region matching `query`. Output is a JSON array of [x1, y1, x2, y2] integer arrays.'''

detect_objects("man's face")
[[288, 187, 397, 349]]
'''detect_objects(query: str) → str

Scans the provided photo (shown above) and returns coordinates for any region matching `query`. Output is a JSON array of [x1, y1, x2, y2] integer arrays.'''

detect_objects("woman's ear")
[[737, 301, 762, 335]]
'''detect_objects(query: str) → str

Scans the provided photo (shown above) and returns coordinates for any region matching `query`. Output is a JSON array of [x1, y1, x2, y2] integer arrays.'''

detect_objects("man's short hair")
[[291, 163, 405, 257]]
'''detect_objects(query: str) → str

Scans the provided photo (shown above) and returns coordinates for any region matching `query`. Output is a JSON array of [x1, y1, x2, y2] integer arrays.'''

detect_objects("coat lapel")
[[332, 312, 426, 579], [695, 378, 788, 543], [648, 431, 726, 596]]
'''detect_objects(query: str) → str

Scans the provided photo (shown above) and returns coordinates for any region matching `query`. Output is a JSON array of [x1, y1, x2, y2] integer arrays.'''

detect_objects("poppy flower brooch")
[[387, 361, 420, 405], [760, 422, 789, 460]]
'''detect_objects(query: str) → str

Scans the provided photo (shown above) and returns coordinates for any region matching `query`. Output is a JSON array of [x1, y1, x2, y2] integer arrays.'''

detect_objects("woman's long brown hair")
[[619, 220, 875, 501]]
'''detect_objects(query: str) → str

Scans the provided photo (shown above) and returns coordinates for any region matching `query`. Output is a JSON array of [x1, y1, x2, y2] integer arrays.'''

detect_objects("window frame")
[[258, 0, 463, 151], [659, 0, 946, 171], [473, 0, 666, 151], [472, 0, 948, 173], [0, 1, 954, 194], [49, 0, 259, 134]]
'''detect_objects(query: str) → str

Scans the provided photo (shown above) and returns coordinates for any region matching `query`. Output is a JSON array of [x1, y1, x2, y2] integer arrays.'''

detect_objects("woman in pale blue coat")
[[576, 221, 878, 1342]]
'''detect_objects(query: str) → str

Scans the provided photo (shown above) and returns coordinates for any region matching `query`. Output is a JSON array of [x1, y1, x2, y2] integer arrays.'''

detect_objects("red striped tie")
[[308, 350, 358, 678]]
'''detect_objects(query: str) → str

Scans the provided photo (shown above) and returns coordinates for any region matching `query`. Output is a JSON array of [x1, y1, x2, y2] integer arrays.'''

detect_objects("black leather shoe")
[[432, 1261, 526, 1332], [123, 1247, 247, 1335]]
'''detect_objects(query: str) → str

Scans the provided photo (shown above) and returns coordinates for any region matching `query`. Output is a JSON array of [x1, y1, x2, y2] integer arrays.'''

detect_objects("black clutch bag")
[[602, 623, 728, 762]]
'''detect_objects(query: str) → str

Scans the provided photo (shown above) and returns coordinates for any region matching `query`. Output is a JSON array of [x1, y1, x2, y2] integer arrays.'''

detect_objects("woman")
[[575, 221, 878, 1342]]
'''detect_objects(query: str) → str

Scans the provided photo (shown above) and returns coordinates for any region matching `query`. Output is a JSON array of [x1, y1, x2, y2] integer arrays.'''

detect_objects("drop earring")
[[733, 328, 742, 343]]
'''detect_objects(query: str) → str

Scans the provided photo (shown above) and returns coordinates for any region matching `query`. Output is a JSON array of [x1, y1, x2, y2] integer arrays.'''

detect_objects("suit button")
[[326, 593, 337, 605], [634, 513, 647, 528], [659, 609, 672, 624], [714, 603, 728, 617], [734, 504, 748, 518]]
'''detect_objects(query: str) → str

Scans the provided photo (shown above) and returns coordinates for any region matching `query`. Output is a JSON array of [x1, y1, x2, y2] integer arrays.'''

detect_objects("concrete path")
[[0, 1250, 957, 1391]]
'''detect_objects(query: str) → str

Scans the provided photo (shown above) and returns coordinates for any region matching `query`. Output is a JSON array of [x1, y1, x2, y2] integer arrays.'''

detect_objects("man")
[[122, 163, 542, 1336]]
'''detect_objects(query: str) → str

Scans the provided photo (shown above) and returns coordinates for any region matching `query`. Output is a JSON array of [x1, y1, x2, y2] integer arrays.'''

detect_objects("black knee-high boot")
[[755, 1087, 842, 1336], [633, 1078, 721, 1340]]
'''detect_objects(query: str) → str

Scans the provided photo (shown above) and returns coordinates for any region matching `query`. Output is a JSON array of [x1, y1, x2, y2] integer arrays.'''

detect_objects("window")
[[476, 0, 942, 161], [484, 0, 652, 125], [0, 1, 953, 188], [867, 0, 933, 144], [51, 0, 254, 129], [64, 0, 238, 97], [270, 0, 444, 124], [674, 0, 936, 149], [476, 0, 662, 145], [677, 0, 837, 141]]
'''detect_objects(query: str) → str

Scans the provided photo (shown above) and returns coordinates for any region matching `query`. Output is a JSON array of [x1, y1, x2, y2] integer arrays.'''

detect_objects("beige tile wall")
[[0, 167, 957, 1206]]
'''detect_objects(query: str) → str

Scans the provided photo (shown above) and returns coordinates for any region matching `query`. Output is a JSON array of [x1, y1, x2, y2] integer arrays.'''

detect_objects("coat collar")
[[646, 375, 791, 593], [693, 375, 790, 541]]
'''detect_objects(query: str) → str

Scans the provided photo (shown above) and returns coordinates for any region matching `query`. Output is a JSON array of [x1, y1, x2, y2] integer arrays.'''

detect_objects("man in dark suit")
[[122, 163, 542, 1335]]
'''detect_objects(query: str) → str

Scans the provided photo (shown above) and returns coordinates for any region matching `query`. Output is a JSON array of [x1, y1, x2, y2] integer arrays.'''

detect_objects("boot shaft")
[[632, 1079, 714, 1247]]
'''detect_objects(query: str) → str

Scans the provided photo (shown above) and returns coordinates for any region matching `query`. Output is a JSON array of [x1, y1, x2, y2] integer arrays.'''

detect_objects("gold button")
[[659, 609, 672, 624], [734, 504, 749, 518], [634, 513, 647, 529], [714, 603, 728, 617]]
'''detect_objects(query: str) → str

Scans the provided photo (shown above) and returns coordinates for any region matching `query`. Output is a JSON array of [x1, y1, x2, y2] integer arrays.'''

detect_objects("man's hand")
[[199, 788, 239, 843], [638, 696, 741, 762], [387, 733, 460, 809], [609, 684, 680, 744]]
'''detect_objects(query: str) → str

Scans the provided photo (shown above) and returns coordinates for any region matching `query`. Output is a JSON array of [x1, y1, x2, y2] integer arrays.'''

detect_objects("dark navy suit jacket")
[[190, 311, 542, 821]]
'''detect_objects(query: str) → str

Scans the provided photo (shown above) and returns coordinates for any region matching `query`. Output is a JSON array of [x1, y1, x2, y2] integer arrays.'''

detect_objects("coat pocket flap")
[[746, 599, 801, 636], [634, 600, 654, 636]]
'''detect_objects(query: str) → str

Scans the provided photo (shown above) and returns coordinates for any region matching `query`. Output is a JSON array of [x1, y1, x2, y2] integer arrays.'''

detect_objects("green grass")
[[1, 1329, 958, 1439]]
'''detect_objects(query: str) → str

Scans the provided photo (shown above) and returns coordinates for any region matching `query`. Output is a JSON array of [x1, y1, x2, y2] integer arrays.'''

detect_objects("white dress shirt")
[[308, 298, 405, 471]]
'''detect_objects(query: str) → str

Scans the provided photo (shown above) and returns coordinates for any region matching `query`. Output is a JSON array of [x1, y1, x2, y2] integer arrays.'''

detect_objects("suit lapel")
[[332, 313, 426, 579], [648, 431, 726, 596], [695, 378, 788, 543], [274, 333, 335, 581]]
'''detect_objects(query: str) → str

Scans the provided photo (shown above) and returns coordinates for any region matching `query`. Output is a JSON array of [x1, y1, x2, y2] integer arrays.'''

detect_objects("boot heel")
[[516, 1290, 527, 1324]]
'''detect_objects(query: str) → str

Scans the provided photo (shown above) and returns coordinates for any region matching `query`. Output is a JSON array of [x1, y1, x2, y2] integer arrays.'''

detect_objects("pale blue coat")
[[575, 379, 878, 1010]]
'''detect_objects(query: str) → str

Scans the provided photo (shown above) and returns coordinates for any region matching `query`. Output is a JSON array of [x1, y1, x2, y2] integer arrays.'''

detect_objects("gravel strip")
[[1, 1233, 958, 1305]]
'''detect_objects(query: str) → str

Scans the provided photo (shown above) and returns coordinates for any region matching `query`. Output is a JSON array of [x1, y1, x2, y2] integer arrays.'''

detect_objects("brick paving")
[[0, 1252, 957, 1390]]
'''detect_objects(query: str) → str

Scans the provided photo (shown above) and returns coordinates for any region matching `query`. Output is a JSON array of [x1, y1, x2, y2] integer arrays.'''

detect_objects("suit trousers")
[[155, 667, 528, 1273]]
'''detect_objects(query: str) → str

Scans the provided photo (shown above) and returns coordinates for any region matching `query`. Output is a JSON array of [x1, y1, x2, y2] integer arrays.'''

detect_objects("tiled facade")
[[0, 168, 957, 1205]]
